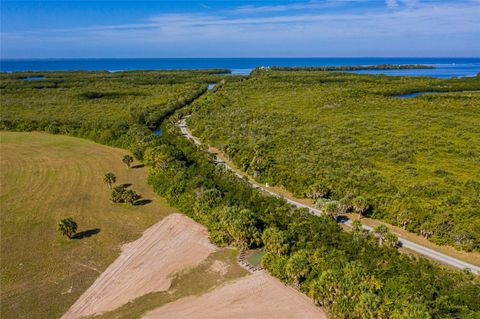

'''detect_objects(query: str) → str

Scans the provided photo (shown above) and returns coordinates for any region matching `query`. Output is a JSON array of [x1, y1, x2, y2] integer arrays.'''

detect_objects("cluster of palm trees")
[[110, 184, 140, 205], [373, 224, 399, 248], [351, 220, 399, 248], [105, 155, 142, 205], [57, 154, 140, 240], [317, 195, 369, 220], [308, 261, 384, 318], [317, 195, 399, 248]]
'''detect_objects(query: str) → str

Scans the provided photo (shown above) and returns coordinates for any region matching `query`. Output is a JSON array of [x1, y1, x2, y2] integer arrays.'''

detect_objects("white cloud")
[[231, 0, 374, 14], [65, 3, 480, 36], [2, 0, 479, 57], [386, 0, 399, 7]]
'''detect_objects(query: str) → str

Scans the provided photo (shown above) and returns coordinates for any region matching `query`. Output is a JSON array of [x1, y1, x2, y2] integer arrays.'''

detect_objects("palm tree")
[[385, 232, 399, 248], [122, 154, 134, 168], [285, 251, 310, 286], [103, 172, 116, 189], [111, 185, 126, 203], [261, 227, 289, 255], [123, 189, 140, 205], [58, 217, 78, 239], [323, 201, 339, 220], [308, 183, 330, 199], [352, 196, 369, 219], [351, 220, 362, 232], [398, 211, 411, 230], [351, 220, 371, 241], [373, 224, 390, 246]]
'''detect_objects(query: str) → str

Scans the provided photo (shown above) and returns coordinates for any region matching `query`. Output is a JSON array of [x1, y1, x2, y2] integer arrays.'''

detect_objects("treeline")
[[0, 69, 232, 88], [143, 119, 480, 318], [266, 64, 435, 72], [188, 71, 480, 252]]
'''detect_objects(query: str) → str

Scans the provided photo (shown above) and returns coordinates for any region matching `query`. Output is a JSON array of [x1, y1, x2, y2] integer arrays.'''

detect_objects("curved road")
[[179, 118, 479, 274]]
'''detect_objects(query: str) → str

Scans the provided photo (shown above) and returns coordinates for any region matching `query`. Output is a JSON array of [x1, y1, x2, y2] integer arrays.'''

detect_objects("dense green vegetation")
[[0, 69, 233, 155], [188, 69, 480, 251], [146, 119, 480, 318], [2, 70, 479, 318]]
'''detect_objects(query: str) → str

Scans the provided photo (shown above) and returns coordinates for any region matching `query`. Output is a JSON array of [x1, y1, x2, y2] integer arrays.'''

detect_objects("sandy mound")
[[62, 213, 216, 319], [143, 272, 327, 319]]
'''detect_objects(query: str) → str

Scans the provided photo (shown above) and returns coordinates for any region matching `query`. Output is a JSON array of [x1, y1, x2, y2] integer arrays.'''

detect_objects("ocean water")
[[1, 57, 479, 78]]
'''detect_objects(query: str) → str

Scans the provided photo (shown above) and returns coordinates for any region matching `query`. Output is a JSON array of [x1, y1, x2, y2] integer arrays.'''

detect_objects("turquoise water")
[[20, 76, 45, 81], [1, 58, 479, 78], [396, 92, 443, 98], [396, 90, 480, 98]]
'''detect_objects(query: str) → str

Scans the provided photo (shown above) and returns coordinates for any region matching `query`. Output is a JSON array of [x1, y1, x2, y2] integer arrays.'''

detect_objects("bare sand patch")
[[62, 213, 216, 319], [143, 271, 327, 319]]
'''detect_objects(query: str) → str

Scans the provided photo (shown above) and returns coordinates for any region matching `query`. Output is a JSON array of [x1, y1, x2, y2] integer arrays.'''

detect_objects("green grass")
[[0, 132, 178, 319], [93, 249, 248, 319], [189, 70, 480, 251]]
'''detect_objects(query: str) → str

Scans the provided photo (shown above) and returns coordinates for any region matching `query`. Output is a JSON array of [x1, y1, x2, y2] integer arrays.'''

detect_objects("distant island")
[[269, 64, 435, 71]]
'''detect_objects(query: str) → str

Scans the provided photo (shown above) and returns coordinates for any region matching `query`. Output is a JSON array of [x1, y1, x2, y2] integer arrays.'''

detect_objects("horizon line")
[[2, 56, 480, 61]]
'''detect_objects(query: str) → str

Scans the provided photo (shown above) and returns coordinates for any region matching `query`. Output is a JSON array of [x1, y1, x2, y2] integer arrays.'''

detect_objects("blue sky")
[[1, 0, 479, 58]]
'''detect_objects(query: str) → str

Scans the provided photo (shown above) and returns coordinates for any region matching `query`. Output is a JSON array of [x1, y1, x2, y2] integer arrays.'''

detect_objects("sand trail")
[[143, 271, 327, 319], [62, 213, 216, 318]]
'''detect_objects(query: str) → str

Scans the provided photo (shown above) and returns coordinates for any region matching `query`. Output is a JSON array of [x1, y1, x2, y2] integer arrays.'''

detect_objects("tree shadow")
[[72, 228, 101, 240], [134, 199, 152, 206], [131, 164, 144, 169], [363, 206, 374, 218], [336, 215, 350, 224], [119, 183, 132, 188]]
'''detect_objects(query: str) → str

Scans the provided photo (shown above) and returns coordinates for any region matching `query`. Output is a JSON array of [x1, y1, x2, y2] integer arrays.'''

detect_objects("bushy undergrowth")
[[188, 69, 480, 251]]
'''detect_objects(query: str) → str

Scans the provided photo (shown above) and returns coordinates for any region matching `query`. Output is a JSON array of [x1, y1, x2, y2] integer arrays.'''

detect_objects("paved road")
[[179, 118, 480, 274]]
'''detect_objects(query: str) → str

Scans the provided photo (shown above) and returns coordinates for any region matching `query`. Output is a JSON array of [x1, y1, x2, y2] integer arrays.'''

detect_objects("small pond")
[[20, 76, 45, 81], [245, 249, 264, 267], [396, 91, 444, 98], [207, 83, 215, 90], [153, 128, 162, 136], [396, 90, 479, 98]]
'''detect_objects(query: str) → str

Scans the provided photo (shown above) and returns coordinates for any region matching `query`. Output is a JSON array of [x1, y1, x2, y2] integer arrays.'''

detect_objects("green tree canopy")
[[122, 154, 134, 168], [103, 172, 116, 189], [58, 217, 78, 239]]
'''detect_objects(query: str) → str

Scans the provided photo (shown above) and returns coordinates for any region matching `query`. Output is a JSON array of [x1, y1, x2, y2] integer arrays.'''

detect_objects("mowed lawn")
[[0, 132, 177, 319]]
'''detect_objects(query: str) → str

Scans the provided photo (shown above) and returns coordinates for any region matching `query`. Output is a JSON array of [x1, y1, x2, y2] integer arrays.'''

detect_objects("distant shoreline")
[[1, 57, 479, 78], [268, 64, 435, 71]]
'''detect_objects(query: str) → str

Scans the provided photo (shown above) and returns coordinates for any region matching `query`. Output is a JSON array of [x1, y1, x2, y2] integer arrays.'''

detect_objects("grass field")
[[0, 131, 178, 318]]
